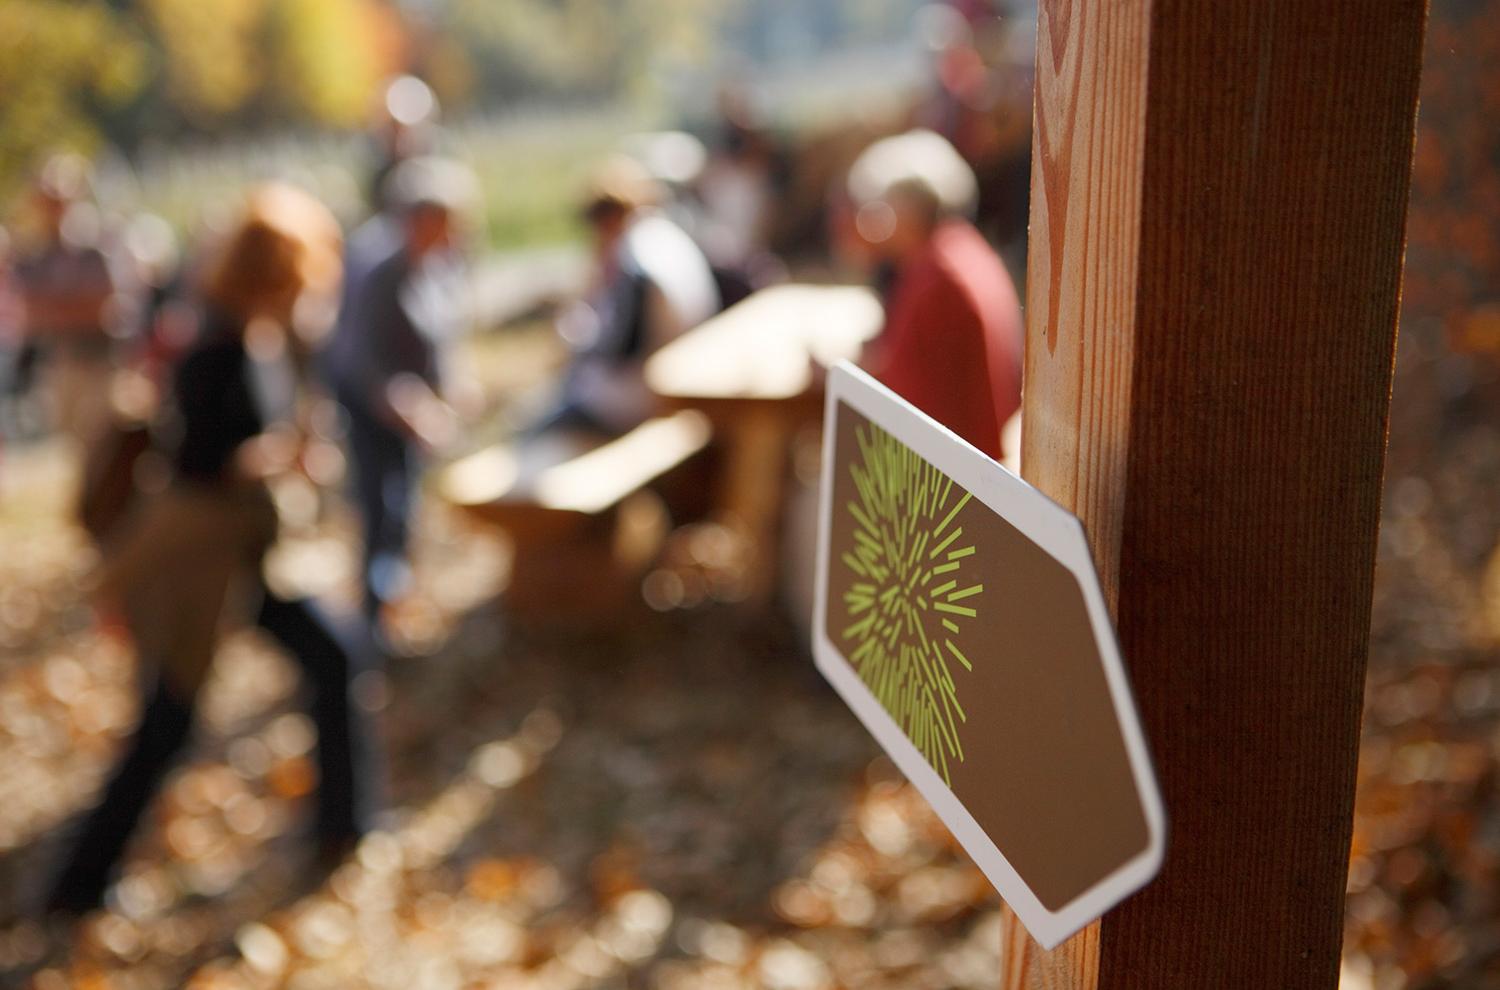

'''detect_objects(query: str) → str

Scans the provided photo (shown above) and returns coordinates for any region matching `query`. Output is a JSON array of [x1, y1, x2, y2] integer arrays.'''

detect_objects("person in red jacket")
[[845, 129, 1022, 461]]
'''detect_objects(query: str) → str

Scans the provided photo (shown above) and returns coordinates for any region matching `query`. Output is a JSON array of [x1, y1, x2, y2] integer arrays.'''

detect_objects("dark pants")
[[257, 592, 383, 838], [46, 590, 379, 914], [342, 399, 417, 621]]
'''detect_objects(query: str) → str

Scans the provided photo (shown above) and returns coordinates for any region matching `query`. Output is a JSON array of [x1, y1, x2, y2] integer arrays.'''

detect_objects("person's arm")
[[386, 372, 459, 450], [231, 424, 301, 481], [367, 266, 461, 449]]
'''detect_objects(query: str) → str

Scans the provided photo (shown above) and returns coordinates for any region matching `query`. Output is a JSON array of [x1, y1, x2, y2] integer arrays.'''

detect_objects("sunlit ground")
[[0, 425, 1004, 989], [0, 311, 1496, 988]]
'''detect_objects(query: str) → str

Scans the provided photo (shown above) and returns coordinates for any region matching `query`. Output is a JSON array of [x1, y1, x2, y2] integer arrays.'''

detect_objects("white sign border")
[[812, 362, 1166, 950]]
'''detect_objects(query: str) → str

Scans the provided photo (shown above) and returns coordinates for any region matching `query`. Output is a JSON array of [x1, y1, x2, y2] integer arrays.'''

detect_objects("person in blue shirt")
[[322, 157, 477, 628]]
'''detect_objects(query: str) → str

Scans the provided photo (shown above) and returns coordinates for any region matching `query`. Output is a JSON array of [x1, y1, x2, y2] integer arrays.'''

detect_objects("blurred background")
[[0, 0, 1034, 252], [0, 0, 1493, 987]]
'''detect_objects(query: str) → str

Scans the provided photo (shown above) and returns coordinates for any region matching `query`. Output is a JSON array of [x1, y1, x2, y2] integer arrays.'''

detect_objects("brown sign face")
[[815, 366, 1163, 947]]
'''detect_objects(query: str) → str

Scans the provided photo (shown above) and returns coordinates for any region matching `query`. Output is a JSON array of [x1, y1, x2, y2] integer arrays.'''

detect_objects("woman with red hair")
[[46, 185, 376, 915]]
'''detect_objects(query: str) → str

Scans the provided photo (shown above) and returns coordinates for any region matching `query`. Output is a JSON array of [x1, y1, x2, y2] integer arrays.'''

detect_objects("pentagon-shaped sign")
[[813, 362, 1165, 949]]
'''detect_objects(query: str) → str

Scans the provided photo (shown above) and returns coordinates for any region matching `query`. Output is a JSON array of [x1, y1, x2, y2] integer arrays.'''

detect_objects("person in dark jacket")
[[45, 184, 377, 916]]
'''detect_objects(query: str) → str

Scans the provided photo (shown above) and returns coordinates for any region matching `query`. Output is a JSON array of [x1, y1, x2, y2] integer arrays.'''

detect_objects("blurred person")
[[845, 129, 1021, 460], [342, 76, 446, 316], [322, 156, 477, 626], [914, 1, 1034, 251], [118, 212, 193, 374], [11, 154, 124, 448], [315, 74, 446, 393], [915, 2, 988, 148], [45, 185, 378, 917], [538, 155, 719, 435], [692, 82, 784, 301], [365, 75, 442, 215], [620, 130, 708, 231], [0, 223, 30, 457], [0, 224, 22, 417]]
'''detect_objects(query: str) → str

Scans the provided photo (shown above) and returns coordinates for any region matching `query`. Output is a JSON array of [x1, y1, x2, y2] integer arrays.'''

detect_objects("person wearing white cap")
[[846, 129, 1021, 461]]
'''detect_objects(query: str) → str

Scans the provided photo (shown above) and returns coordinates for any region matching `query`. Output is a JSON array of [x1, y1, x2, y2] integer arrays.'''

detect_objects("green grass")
[[122, 109, 651, 254], [459, 114, 644, 252]]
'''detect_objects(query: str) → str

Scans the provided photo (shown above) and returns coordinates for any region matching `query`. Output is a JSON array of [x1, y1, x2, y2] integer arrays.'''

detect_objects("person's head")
[[123, 213, 180, 290], [202, 183, 342, 327], [373, 75, 440, 159], [580, 154, 662, 254], [383, 156, 480, 260], [30, 153, 93, 240], [845, 129, 978, 263]]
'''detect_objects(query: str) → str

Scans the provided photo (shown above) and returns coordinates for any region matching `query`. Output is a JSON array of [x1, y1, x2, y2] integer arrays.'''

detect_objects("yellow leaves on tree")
[[263, 0, 385, 128], [443, 0, 721, 103], [0, 0, 147, 193], [142, 0, 266, 122], [142, 0, 388, 128]]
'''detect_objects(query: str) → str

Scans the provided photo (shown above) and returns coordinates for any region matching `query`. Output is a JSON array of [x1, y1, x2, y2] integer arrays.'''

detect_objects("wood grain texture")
[[1019, 0, 1150, 595], [1005, 0, 1149, 983], [1002, 902, 1099, 990], [1007, 0, 1428, 987]]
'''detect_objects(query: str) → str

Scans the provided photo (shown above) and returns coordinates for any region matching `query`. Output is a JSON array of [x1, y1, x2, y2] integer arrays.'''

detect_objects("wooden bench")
[[439, 410, 712, 619], [644, 284, 884, 605]]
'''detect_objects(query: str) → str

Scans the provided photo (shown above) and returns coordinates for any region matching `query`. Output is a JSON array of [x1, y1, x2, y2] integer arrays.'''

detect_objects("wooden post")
[[1001, 1, 1428, 987]]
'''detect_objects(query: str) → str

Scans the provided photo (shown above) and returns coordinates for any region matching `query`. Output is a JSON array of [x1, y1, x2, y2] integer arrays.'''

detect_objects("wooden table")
[[644, 283, 884, 603], [439, 411, 712, 618]]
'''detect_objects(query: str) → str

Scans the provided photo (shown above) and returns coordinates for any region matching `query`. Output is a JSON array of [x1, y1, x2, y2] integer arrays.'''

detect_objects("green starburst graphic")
[[839, 422, 981, 785]]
